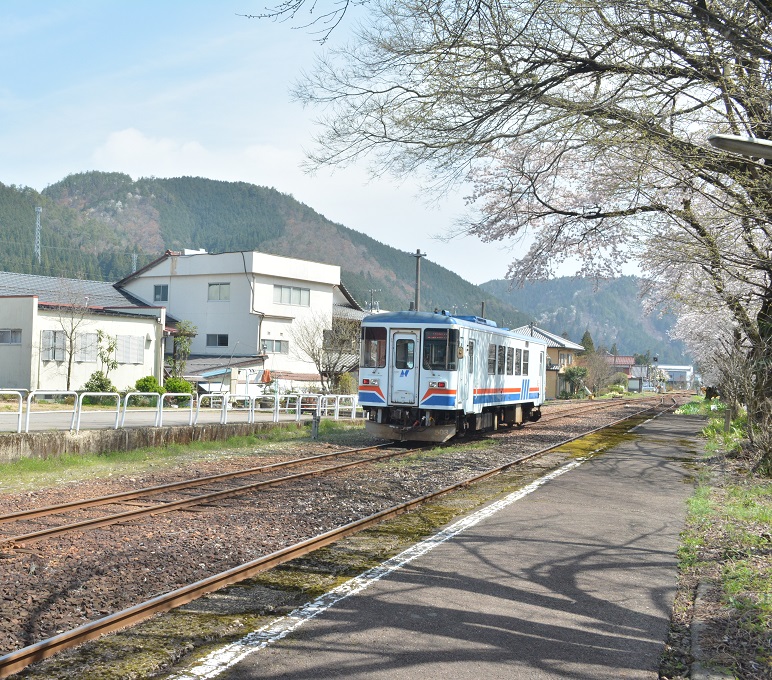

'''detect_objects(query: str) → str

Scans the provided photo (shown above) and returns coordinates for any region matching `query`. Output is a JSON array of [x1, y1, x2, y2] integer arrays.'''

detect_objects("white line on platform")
[[168, 457, 586, 679]]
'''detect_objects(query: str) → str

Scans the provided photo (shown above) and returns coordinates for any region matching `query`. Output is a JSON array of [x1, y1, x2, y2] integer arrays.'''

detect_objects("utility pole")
[[367, 289, 381, 312], [34, 207, 42, 265], [413, 249, 425, 312]]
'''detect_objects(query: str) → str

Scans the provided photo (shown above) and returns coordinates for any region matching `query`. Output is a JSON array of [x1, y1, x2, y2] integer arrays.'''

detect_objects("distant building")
[[115, 249, 364, 393], [603, 354, 636, 376], [657, 365, 694, 390], [0, 271, 166, 392], [510, 324, 584, 399]]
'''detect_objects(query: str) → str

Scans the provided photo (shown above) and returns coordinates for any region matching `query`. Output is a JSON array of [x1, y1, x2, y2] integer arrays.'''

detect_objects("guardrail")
[[0, 390, 24, 433], [0, 390, 363, 433], [26, 391, 78, 433], [76, 392, 122, 431]]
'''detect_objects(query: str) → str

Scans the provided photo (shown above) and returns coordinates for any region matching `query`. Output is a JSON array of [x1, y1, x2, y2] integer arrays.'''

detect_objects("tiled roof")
[[604, 355, 636, 367], [0, 271, 144, 308], [510, 324, 584, 350], [333, 304, 368, 321]]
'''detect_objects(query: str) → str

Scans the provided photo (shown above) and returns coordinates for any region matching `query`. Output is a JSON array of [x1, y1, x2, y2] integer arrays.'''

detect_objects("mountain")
[[0, 172, 530, 326], [0, 172, 689, 362], [480, 276, 689, 364]]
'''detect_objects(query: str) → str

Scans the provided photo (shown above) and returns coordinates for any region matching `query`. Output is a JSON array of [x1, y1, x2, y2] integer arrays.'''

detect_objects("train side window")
[[515, 348, 522, 375], [361, 327, 387, 368], [523, 349, 530, 375], [506, 347, 514, 375], [487, 345, 496, 374], [497, 345, 506, 374], [395, 339, 415, 369], [468, 340, 475, 374]]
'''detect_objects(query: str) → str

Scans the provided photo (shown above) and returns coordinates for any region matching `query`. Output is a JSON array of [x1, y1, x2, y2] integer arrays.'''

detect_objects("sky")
[[0, 1, 531, 286]]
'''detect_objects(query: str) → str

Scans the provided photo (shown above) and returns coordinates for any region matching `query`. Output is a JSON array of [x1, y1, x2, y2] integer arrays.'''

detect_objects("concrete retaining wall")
[[0, 422, 306, 463]]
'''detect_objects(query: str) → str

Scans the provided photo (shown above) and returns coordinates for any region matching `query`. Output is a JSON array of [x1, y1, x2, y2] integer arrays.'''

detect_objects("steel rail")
[[1, 400, 663, 547], [538, 399, 637, 422], [0, 443, 394, 525], [1, 445, 427, 548], [0, 397, 659, 527], [0, 400, 676, 678]]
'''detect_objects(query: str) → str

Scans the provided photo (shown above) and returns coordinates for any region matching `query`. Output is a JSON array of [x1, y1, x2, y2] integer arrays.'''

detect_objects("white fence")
[[0, 390, 363, 434]]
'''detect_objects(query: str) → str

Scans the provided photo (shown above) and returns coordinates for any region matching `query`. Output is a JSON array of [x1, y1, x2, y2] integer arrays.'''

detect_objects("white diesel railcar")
[[358, 310, 547, 442]]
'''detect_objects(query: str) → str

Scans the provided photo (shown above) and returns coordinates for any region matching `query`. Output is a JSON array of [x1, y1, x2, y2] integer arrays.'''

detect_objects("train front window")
[[361, 326, 387, 368], [395, 339, 415, 369], [422, 329, 459, 371]]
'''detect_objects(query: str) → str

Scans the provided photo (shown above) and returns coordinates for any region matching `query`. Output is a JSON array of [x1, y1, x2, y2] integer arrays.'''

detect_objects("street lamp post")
[[708, 134, 772, 159]]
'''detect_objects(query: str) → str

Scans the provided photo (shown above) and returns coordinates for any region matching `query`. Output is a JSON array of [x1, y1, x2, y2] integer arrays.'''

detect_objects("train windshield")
[[360, 326, 387, 368], [422, 328, 459, 371]]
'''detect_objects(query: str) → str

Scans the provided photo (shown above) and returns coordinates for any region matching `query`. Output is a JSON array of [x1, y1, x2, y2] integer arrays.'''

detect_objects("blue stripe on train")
[[358, 391, 386, 404], [421, 395, 457, 407]]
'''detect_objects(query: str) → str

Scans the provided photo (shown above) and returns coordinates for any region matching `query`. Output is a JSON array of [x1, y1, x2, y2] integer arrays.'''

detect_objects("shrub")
[[81, 371, 118, 405], [135, 376, 165, 394], [335, 372, 357, 394], [164, 377, 194, 394], [82, 371, 117, 394]]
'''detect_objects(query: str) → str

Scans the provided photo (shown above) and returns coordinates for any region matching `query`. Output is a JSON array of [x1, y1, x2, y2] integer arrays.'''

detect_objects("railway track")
[[0, 443, 417, 549], [0, 396, 681, 678], [0, 397, 653, 551]]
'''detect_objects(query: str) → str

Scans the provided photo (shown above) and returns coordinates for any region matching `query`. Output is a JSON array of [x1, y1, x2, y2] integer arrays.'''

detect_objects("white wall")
[[0, 296, 36, 390], [36, 310, 162, 392], [121, 251, 341, 380]]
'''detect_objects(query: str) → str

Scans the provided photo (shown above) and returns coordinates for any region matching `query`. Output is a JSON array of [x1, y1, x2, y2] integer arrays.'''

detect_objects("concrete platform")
[[173, 412, 703, 680]]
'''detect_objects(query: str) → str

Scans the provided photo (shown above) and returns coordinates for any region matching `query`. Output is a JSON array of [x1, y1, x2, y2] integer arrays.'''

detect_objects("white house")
[[0, 272, 166, 392], [114, 249, 364, 393]]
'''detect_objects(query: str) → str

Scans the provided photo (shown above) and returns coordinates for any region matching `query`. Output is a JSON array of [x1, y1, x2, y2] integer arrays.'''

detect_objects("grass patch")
[[667, 399, 772, 678], [0, 421, 369, 493]]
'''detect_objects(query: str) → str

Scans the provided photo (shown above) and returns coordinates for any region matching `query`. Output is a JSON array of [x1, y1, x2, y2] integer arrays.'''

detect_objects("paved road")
[[182, 412, 702, 680], [0, 407, 326, 433]]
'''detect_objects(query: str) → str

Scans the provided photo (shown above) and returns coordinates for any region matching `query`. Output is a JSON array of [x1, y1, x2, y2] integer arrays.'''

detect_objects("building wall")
[[35, 310, 162, 392], [0, 296, 36, 390], [121, 251, 341, 379]]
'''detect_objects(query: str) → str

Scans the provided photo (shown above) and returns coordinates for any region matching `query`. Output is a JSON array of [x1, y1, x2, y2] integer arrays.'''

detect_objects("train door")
[[458, 337, 471, 408], [390, 331, 419, 405]]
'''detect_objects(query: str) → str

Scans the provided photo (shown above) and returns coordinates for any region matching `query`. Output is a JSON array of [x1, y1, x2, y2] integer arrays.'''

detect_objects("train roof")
[[362, 310, 546, 345]]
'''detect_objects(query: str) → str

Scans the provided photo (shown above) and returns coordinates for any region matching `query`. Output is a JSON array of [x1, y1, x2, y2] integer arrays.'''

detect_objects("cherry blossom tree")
[[292, 0, 772, 466]]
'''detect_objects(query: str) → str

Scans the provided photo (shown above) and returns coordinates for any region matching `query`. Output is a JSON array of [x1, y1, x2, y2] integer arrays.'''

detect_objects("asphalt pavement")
[[171, 411, 702, 680]]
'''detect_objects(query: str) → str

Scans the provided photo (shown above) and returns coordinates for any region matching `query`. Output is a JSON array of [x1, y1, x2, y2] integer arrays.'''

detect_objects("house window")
[[208, 283, 230, 301], [206, 334, 229, 348], [263, 339, 289, 354], [154, 285, 168, 302], [559, 352, 573, 366], [75, 333, 98, 362], [117, 335, 144, 364], [273, 285, 310, 306], [0, 329, 21, 345], [41, 330, 66, 362]]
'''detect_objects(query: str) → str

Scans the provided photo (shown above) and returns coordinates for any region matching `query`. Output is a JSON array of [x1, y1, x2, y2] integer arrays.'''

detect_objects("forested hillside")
[[0, 172, 691, 360], [481, 276, 689, 363], [0, 172, 528, 325]]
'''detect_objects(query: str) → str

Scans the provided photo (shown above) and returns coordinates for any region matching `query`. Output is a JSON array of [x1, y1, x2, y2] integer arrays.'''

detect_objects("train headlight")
[[362, 378, 379, 386], [429, 381, 446, 388]]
